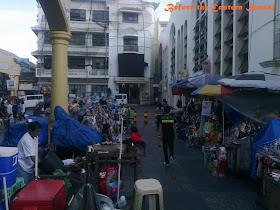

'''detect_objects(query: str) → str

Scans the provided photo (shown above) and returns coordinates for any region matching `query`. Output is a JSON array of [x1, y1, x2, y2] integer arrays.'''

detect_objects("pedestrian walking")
[[13, 99, 19, 121], [7, 100, 13, 118], [155, 103, 164, 130], [162, 99, 168, 107], [20, 100, 26, 121], [158, 106, 177, 167], [0, 101, 8, 129]]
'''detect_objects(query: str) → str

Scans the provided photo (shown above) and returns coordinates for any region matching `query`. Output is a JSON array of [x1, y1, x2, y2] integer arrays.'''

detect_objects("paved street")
[[119, 105, 263, 210]]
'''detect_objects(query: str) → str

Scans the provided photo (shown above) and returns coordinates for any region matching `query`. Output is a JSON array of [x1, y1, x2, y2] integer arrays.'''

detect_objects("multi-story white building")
[[32, 0, 159, 104], [157, 0, 280, 107]]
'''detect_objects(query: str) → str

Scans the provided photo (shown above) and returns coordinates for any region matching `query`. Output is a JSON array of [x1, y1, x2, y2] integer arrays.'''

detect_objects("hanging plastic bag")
[[99, 164, 124, 196]]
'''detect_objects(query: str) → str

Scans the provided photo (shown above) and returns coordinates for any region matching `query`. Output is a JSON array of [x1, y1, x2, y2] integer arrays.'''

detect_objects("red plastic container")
[[11, 180, 67, 210]]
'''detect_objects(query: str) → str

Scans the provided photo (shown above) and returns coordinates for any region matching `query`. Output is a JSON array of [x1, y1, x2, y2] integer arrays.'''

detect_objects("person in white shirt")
[[7, 100, 12, 117], [17, 121, 47, 184], [19, 100, 26, 121]]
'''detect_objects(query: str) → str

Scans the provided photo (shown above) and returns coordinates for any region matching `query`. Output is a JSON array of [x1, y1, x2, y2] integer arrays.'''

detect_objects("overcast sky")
[[0, 0, 179, 64]]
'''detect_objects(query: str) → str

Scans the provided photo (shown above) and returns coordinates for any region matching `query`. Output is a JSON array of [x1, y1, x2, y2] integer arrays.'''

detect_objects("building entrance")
[[119, 84, 140, 104]]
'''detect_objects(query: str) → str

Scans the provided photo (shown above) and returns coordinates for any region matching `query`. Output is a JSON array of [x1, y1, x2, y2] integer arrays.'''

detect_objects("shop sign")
[[142, 93, 149, 101], [19, 84, 32, 90], [201, 101, 212, 116], [7, 80, 16, 90], [114, 77, 148, 83]]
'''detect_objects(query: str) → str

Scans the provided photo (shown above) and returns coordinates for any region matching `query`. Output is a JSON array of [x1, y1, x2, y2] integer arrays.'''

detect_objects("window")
[[124, 37, 138, 45], [92, 10, 109, 22], [44, 32, 51, 44], [69, 85, 86, 97], [123, 37, 138, 51], [91, 85, 106, 96], [115, 95, 122, 99], [70, 9, 86, 21], [92, 57, 108, 69], [44, 56, 52, 69], [69, 33, 86, 45], [123, 13, 138, 23], [92, 33, 109, 46], [68, 57, 85, 69]]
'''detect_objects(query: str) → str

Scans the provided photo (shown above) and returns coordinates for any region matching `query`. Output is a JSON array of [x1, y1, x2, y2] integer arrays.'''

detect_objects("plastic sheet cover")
[[217, 90, 280, 125], [68, 180, 101, 210], [251, 119, 280, 178], [0, 117, 48, 148], [51, 106, 103, 151]]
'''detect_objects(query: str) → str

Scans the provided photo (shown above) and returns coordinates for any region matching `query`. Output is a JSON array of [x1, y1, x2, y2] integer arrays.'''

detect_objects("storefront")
[[114, 77, 150, 105], [119, 84, 140, 104]]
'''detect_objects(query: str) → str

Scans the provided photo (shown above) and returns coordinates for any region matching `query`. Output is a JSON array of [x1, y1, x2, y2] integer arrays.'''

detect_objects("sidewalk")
[[119, 105, 263, 210]]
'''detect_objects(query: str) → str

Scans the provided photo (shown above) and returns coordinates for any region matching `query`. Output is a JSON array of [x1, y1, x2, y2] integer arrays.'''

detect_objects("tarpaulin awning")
[[188, 74, 223, 88], [191, 82, 237, 96], [217, 89, 280, 125], [218, 71, 280, 91]]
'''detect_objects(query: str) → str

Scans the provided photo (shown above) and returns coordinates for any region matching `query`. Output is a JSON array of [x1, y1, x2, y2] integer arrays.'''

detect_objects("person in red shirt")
[[130, 126, 142, 142]]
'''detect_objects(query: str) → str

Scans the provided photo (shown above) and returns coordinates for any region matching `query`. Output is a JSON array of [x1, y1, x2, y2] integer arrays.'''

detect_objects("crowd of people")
[[67, 96, 139, 144], [0, 98, 26, 128]]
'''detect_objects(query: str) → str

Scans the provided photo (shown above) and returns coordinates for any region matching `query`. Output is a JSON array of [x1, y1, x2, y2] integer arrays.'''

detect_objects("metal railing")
[[36, 68, 108, 78]]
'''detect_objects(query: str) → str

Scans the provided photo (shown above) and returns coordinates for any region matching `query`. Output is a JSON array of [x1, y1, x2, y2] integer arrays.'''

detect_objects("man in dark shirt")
[[158, 106, 177, 166]]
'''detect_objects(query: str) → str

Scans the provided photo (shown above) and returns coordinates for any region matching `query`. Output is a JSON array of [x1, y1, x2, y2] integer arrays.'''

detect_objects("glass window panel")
[[69, 33, 86, 45], [68, 57, 85, 69], [123, 13, 138, 23], [70, 9, 86, 21]]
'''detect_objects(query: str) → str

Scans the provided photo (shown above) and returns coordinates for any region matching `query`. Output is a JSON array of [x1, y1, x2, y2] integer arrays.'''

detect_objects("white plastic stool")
[[132, 178, 164, 210]]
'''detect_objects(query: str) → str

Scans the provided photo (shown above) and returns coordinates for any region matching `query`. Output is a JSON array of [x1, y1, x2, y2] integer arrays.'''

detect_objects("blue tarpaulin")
[[51, 106, 103, 151], [0, 117, 49, 148], [251, 119, 280, 178]]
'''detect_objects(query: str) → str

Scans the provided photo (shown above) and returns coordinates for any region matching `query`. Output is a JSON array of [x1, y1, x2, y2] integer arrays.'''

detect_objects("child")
[[130, 126, 142, 142]]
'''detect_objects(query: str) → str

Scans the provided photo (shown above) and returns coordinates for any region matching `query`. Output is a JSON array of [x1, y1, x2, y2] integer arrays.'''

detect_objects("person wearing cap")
[[17, 121, 48, 184]]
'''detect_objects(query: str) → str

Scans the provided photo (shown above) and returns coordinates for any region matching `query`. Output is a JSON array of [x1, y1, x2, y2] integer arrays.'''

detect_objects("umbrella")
[[218, 71, 280, 91], [191, 82, 238, 96], [188, 74, 223, 88], [172, 78, 189, 89]]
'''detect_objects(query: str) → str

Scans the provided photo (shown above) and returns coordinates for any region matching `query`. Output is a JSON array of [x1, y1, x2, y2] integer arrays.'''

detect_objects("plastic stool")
[[132, 178, 164, 210]]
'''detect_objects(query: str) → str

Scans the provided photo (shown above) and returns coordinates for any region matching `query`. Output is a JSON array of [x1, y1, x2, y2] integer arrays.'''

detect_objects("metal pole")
[[3, 176, 9, 210], [35, 136, 39, 180], [223, 104, 225, 143], [7, 119, 10, 146], [117, 117, 124, 202]]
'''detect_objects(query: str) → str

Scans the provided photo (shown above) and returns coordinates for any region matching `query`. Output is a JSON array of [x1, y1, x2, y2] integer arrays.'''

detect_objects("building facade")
[[32, 0, 158, 104], [157, 0, 280, 107], [0, 49, 21, 96]]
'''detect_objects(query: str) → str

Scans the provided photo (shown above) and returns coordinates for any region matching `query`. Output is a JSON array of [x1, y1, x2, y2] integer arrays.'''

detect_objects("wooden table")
[[87, 151, 145, 191]]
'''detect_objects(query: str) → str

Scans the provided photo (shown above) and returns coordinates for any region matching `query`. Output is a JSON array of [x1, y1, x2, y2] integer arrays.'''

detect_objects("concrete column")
[[49, 31, 71, 121]]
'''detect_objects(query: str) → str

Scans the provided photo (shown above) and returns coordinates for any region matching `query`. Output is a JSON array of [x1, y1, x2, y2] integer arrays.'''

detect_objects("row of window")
[[44, 32, 109, 46], [44, 32, 138, 47], [70, 9, 138, 23], [44, 56, 108, 69], [69, 85, 107, 98]]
